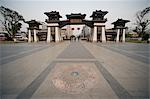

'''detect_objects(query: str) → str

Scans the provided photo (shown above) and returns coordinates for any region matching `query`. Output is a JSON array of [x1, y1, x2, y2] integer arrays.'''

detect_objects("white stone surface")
[[116, 29, 120, 42], [47, 23, 59, 26], [28, 29, 32, 42], [93, 26, 97, 42], [55, 27, 59, 42], [34, 29, 37, 42], [122, 29, 126, 42], [101, 26, 106, 43], [94, 23, 105, 26], [47, 27, 51, 43]]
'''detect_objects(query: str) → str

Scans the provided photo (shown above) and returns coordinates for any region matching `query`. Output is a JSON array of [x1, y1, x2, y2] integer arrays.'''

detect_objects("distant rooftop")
[[112, 18, 130, 24], [26, 20, 42, 29], [90, 10, 108, 21], [90, 10, 108, 18], [26, 20, 42, 25], [44, 11, 62, 18], [112, 18, 130, 28]]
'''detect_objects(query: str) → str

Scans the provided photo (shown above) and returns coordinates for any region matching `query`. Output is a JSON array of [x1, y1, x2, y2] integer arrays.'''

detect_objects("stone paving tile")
[[83, 41, 149, 99], [1, 41, 149, 99], [2, 42, 69, 99], [1, 44, 40, 58], [0, 45, 53, 65], [57, 42, 95, 59], [30, 41, 139, 99], [98, 44, 149, 64]]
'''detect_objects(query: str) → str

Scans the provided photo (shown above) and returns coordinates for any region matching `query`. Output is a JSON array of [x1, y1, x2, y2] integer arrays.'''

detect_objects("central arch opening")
[[60, 24, 91, 41], [58, 13, 94, 42]]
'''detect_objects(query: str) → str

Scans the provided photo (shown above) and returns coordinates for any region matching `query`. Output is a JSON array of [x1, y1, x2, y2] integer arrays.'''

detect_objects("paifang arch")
[[45, 10, 108, 42], [26, 10, 130, 43]]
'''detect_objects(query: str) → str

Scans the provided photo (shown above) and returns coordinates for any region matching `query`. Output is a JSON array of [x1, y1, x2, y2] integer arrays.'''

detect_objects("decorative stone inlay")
[[71, 71, 80, 77], [51, 63, 99, 94]]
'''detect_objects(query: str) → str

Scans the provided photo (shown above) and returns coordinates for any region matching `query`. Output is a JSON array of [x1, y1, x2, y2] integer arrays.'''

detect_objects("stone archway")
[[26, 10, 130, 43], [44, 10, 108, 43], [26, 11, 130, 43], [26, 20, 42, 42]]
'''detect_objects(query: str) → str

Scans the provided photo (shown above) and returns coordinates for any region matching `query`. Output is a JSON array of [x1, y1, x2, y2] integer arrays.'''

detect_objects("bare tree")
[[0, 6, 25, 38], [135, 7, 150, 40]]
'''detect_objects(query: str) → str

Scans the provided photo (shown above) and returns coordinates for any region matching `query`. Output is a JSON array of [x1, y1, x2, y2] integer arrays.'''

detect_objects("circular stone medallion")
[[71, 71, 80, 76], [51, 63, 98, 94]]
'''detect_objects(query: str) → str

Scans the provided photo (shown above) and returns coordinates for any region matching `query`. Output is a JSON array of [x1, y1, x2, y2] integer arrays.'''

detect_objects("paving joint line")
[[0, 45, 55, 65]]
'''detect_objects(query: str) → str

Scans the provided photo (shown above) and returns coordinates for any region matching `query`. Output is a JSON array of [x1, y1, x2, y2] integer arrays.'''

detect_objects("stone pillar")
[[28, 29, 32, 42], [47, 27, 51, 43], [90, 28, 93, 42], [116, 29, 120, 43], [93, 26, 97, 42], [55, 27, 59, 42], [122, 29, 126, 43], [33, 29, 37, 42], [102, 26, 106, 43], [59, 28, 62, 41]]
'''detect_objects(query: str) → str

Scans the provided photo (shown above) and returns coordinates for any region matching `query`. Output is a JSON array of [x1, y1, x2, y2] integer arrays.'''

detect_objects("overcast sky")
[[0, 0, 150, 31]]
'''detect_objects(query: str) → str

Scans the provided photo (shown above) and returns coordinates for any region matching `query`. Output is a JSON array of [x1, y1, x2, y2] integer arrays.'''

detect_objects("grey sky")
[[0, 0, 149, 31]]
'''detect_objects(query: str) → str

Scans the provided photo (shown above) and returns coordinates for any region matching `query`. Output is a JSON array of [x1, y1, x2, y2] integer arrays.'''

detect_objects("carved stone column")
[[55, 27, 59, 42], [102, 26, 106, 43], [122, 29, 126, 43], [28, 29, 32, 42], [116, 29, 120, 43], [47, 27, 51, 43], [33, 29, 37, 42], [93, 26, 97, 42]]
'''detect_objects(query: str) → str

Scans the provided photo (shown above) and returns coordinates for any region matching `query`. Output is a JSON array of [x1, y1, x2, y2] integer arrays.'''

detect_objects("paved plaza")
[[0, 41, 149, 99]]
